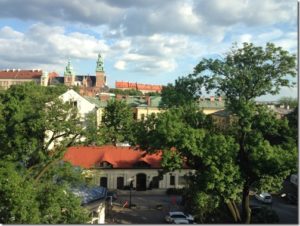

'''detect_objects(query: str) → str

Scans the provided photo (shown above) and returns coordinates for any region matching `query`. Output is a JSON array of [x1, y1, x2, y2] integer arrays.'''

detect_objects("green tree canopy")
[[101, 99, 135, 145], [160, 74, 205, 108], [192, 42, 296, 223]]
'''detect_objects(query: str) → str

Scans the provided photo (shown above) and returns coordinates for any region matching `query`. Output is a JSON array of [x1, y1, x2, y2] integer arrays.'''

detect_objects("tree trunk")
[[241, 185, 251, 223]]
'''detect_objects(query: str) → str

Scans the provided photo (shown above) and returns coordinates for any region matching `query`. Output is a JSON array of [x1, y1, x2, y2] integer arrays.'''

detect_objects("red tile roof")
[[0, 69, 42, 79], [63, 145, 163, 169]]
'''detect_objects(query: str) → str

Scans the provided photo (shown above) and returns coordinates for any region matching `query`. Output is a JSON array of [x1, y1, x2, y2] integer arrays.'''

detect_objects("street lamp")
[[129, 180, 133, 208]]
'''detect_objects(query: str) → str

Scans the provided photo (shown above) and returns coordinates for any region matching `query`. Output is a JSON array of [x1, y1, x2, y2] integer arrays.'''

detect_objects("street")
[[250, 195, 298, 224]]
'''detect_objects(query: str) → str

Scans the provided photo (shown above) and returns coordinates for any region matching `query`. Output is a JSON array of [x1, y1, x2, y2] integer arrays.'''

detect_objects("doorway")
[[136, 173, 147, 191], [100, 177, 108, 188], [117, 177, 124, 189]]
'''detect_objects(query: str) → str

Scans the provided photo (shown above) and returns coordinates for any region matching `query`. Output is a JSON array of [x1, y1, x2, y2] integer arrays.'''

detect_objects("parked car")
[[165, 211, 194, 224], [255, 192, 272, 204]]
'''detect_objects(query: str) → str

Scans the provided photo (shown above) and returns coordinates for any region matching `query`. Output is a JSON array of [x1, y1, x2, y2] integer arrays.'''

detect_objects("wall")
[[0, 78, 40, 89], [87, 168, 193, 190]]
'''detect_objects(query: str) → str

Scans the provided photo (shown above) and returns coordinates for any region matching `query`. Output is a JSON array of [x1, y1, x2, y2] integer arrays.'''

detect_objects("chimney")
[[210, 96, 215, 102], [218, 96, 222, 102]]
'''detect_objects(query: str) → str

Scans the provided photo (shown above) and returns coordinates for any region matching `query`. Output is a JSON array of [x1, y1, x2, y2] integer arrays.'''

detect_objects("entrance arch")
[[136, 173, 147, 191]]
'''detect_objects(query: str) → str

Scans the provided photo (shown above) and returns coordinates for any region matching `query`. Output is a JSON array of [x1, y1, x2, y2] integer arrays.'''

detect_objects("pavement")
[[105, 192, 183, 224]]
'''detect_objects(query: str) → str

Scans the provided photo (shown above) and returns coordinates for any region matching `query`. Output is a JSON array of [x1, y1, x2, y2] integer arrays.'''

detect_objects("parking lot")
[[106, 192, 183, 224]]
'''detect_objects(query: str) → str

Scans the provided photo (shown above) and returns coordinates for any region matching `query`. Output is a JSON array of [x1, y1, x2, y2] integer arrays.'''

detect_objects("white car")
[[165, 211, 194, 224], [255, 192, 272, 204]]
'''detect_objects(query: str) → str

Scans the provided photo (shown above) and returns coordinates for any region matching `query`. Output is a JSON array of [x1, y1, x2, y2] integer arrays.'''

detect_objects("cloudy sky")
[[0, 0, 297, 100]]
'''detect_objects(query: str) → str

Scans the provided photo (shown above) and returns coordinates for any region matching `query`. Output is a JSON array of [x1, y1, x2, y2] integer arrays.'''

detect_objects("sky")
[[0, 0, 297, 100]]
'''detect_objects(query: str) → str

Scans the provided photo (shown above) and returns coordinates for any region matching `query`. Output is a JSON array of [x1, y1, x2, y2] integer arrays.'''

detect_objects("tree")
[[0, 161, 89, 224], [0, 83, 90, 224], [0, 161, 40, 224], [101, 99, 135, 145], [81, 112, 105, 146], [134, 43, 297, 224], [278, 96, 298, 108], [193, 42, 296, 223], [109, 88, 143, 96], [160, 74, 205, 108], [0, 83, 83, 177]]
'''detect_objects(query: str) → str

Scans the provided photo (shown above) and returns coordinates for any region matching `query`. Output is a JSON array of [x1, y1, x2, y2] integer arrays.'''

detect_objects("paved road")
[[250, 195, 298, 224]]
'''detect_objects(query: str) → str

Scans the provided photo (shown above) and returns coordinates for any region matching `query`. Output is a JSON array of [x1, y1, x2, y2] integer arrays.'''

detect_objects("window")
[[141, 114, 145, 121], [96, 161, 113, 168], [170, 175, 175, 186]]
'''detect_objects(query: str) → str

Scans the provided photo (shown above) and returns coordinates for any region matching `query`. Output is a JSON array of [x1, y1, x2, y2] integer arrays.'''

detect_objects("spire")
[[64, 58, 75, 77], [96, 53, 104, 72]]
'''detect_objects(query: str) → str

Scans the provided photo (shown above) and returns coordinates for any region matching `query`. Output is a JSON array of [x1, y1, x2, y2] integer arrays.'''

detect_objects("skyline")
[[0, 0, 297, 100]]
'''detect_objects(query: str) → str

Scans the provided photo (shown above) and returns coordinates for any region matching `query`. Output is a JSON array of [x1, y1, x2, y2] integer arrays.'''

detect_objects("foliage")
[[0, 83, 90, 224], [0, 161, 40, 224], [101, 99, 135, 145], [0, 83, 82, 168], [81, 111, 105, 146], [160, 74, 205, 108], [278, 96, 298, 108], [134, 42, 297, 224], [109, 88, 143, 96], [191, 42, 296, 223], [37, 182, 89, 224]]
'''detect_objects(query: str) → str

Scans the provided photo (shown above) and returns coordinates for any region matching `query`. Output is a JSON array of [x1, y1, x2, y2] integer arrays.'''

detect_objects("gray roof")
[[72, 186, 107, 205]]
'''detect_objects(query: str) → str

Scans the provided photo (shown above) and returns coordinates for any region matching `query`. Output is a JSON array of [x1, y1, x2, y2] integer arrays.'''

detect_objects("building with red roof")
[[0, 69, 45, 89], [115, 81, 163, 94], [64, 145, 193, 191]]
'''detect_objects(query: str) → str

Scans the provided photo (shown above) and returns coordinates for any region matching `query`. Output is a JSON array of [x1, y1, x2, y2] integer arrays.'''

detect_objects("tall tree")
[[160, 74, 205, 108], [101, 99, 135, 145], [193, 42, 296, 223]]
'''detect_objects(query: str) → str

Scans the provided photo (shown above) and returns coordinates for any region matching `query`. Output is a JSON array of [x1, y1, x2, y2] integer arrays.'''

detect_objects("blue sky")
[[0, 0, 297, 100]]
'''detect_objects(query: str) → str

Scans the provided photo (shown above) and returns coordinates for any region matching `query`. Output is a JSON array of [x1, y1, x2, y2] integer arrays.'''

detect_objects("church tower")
[[64, 59, 75, 86], [95, 53, 106, 89]]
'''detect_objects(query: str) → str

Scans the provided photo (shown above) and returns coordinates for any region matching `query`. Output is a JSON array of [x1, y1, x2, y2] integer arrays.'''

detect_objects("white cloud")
[[114, 60, 126, 70], [0, 23, 109, 71]]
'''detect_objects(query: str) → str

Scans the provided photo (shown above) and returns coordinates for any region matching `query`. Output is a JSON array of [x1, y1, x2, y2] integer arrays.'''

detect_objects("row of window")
[[95, 175, 187, 189]]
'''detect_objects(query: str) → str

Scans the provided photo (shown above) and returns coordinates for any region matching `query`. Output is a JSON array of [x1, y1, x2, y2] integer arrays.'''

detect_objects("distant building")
[[0, 69, 47, 89], [63, 53, 108, 96], [115, 81, 163, 94]]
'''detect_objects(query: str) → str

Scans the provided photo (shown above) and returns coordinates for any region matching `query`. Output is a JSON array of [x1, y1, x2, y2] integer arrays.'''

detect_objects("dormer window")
[[96, 161, 113, 168]]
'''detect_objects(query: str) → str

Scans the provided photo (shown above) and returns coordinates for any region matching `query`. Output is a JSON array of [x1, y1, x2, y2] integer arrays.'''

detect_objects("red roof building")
[[115, 81, 163, 93], [64, 145, 162, 169]]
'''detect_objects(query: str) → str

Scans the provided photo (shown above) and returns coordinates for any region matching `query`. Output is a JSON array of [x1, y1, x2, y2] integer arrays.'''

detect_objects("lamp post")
[[129, 180, 133, 208]]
